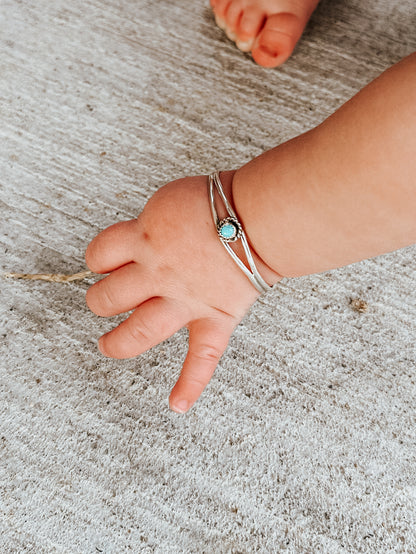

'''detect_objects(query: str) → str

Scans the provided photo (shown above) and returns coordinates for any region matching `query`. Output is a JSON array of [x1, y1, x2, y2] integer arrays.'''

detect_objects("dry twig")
[[3, 270, 93, 283]]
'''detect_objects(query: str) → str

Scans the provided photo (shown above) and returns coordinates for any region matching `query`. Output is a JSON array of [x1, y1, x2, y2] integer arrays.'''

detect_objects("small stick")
[[3, 270, 94, 283]]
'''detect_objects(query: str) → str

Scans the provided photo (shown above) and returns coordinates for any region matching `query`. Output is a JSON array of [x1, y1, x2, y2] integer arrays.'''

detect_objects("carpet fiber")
[[1, 0, 416, 552]]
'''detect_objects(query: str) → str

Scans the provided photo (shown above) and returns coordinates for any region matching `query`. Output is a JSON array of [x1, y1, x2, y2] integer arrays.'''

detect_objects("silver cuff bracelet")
[[208, 171, 272, 294]]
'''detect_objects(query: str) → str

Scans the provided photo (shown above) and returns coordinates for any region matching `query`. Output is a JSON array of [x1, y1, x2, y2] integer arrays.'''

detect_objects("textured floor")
[[1, 0, 416, 552]]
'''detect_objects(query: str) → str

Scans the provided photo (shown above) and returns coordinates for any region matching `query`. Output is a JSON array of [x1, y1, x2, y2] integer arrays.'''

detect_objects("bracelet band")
[[208, 171, 272, 294]]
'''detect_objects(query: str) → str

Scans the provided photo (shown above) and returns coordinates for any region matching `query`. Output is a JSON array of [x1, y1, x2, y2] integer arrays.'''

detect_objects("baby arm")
[[233, 52, 416, 277], [86, 53, 416, 414]]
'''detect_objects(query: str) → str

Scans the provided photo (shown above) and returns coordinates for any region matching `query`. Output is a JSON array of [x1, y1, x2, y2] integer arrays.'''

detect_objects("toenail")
[[236, 39, 253, 52], [225, 28, 237, 41], [258, 45, 279, 58], [214, 15, 227, 30]]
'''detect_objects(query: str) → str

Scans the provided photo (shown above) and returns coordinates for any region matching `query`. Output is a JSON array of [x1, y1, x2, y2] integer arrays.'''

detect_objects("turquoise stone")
[[220, 222, 237, 239]]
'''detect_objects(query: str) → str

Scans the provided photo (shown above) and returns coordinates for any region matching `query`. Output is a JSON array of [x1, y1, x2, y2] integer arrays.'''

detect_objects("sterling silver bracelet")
[[208, 171, 272, 294]]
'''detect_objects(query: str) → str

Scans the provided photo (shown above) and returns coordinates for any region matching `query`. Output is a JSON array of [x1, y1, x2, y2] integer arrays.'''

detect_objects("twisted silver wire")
[[208, 171, 271, 294]]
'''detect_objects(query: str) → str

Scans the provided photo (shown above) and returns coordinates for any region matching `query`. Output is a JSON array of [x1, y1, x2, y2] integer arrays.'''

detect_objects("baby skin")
[[86, 53, 416, 413], [210, 0, 320, 67]]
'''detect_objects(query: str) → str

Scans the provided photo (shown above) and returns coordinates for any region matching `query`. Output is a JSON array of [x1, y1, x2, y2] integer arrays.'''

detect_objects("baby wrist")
[[211, 170, 282, 290]]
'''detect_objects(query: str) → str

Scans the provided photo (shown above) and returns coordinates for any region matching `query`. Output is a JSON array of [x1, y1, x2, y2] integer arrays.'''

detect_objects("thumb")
[[169, 317, 235, 413]]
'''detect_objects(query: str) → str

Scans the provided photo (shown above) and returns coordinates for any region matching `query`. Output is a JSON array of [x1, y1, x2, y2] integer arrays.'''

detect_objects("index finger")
[[85, 219, 140, 274]]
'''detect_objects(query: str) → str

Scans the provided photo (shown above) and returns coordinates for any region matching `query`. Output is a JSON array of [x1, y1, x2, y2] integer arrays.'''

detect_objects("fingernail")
[[98, 337, 108, 356], [171, 399, 190, 414]]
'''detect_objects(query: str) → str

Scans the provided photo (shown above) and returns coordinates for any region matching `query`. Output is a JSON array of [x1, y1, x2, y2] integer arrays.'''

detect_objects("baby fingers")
[[169, 317, 237, 413], [86, 262, 155, 317], [85, 219, 140, 274], [98, 297, 190, 359]]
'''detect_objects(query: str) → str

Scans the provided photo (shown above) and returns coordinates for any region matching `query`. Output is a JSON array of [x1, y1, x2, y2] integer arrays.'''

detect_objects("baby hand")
[[85, 173, 274, 413]]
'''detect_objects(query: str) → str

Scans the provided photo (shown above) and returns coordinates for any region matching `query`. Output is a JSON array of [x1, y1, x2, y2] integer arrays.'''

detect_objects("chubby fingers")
[[86, 219, 141, 274], [98, 297, 190, 359], [169, 317, 236, 414], [86, 262, 155, 317]]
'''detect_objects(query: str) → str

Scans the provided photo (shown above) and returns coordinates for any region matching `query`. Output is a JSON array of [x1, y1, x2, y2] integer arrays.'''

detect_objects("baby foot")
[[210, 0, 320, 67]]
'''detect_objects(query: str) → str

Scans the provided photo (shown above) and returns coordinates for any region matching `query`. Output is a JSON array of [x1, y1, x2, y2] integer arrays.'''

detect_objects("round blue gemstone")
[[220, 222, 237, 239]]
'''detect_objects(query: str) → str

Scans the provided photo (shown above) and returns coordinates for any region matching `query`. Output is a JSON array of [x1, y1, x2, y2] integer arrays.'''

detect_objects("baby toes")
[[210, 0, 231, 27], [212, 0, 259, 48], [251, 12, 304, 67], [235, 5, 266, 52], [221, 0, 245, 42]]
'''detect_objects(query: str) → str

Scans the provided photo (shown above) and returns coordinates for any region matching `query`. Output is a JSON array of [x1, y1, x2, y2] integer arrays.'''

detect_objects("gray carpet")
[[1, 0, 416, 552]]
